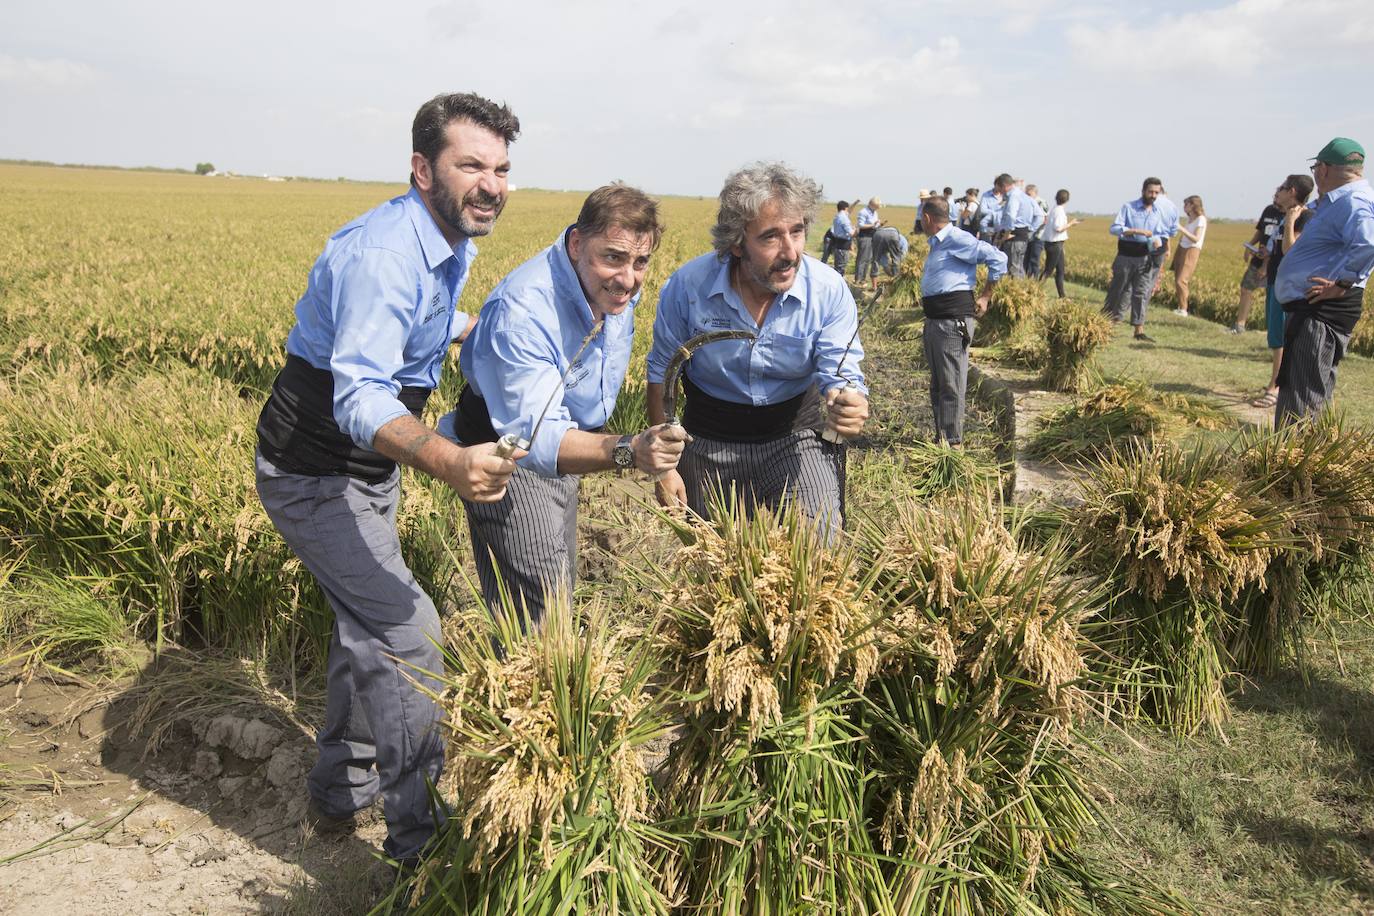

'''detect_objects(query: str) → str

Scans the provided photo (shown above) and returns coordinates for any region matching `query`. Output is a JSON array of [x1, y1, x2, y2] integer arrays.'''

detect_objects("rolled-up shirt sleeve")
[[975, 238, 1009, 282], [815, 286, 867, 395], [473, 315, 572, 478], [1335, 201, 1374, 286], [646, 273, 690, 384], [329, 248, 421, 449], [1109, 205, 1129, 239]]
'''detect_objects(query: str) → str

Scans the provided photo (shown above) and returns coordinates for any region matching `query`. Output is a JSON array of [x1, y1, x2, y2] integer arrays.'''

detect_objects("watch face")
[[613, 440, 635, 469]]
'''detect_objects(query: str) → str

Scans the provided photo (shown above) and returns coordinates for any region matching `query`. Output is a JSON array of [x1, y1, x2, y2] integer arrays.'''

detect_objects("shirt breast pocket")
[[769, 332, 816, 378]]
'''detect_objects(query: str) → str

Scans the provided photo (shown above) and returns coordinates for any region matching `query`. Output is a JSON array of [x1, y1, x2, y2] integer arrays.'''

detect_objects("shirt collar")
[[931, 223, 955, 246], [1320, 178, 1373, 206], [551, 225, 600, 329], [404, 186, 476, 272], [709, 254, 806, 313]]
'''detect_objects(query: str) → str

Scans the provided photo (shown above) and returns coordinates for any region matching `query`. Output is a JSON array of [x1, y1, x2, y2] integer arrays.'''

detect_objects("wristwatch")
[[612, 434, 636, 470], [1336, 279, 1354, 290]]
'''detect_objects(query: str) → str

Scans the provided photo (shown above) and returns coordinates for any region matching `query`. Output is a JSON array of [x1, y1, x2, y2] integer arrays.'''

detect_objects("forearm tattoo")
[[397, 429, 436, 467]]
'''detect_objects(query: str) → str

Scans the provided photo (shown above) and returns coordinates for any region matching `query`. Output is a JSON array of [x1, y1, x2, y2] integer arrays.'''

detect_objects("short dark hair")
[[1142, 176, 1164, 194], [837, 200, 849, 210], [1055, 189, 1070, 205], [942, 186, 953, 196], [923, 196, 951, 223], [995, 173, 1013, 188], [966, 187, 979, 197], [410, 92, 520, 184], [1282, 173, 1315, 202], [575, 183, 664, 251]]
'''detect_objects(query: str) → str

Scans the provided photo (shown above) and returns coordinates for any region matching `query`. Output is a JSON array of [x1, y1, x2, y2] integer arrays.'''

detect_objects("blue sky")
[[3, 0, 1372, 218]]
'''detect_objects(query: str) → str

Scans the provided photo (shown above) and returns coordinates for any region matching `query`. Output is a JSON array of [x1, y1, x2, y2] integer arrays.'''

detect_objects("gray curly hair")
[[710, 162, 823, 259]]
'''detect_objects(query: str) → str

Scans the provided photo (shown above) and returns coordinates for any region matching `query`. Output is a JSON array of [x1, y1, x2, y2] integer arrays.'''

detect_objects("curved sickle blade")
[[662, 329, 758, 423]]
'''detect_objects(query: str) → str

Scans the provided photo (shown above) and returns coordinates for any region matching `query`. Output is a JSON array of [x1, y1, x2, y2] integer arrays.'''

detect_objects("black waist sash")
[[256, 354, 431, 482], [921, 289, 977, 319], [1010, 227, 1031, 242], [451, 384, 604, 446], [1117, 239, 1150, 257], [858, 226, 877, 238], [832, 236, 853, 251], [681, 375, 821, 442], [1275, 289, 1364, 387]]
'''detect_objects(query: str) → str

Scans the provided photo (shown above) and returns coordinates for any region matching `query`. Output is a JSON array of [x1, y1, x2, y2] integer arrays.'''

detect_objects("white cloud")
[[0, 54, 99, 89], [1068, 0, 1374, 77]]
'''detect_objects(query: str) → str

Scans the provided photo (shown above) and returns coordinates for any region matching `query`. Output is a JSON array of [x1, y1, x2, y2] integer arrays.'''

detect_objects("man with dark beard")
[[647, 162, 869, 542], [254, 92, 521, 869]]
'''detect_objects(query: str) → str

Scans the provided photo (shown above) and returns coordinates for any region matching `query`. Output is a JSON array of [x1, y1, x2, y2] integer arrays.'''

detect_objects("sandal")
[[1250, 391, 1278, 408]]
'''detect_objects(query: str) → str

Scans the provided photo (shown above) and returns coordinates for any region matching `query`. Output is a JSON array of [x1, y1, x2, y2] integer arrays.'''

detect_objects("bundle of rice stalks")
[[977, 277, 1046, 345], [1026, 378, 1231, 463], [1037, 300, 1115, 393], [646, 499, 893, 914], [883, 235, 930, 310], [397, 598, 674, 915], [1074, 442, 1296, 733], [853, 497, 1183, 914], [1231, 412, 1374, 675]]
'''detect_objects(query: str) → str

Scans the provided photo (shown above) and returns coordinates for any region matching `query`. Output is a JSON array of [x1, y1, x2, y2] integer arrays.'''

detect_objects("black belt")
[[921, 289, 977, 319], [1275, 289, 1364, 387], [1117, 240, 1150, 257], [256, 354, 431, 482], [681, 375, 821, 442]]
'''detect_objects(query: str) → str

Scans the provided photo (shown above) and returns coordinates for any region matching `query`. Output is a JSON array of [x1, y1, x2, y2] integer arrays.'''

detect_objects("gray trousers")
[[1276, 318, 1351, 426], [1103, 253, 1155, 326], [833, 246, 851, 277], [680, 429, 846, 544], [855, 236, 876, 281], [1003, 239, 1030, 279], [462, 465, 579, 624], [924, 316, 973, 445], [254, 451, 443, 861]]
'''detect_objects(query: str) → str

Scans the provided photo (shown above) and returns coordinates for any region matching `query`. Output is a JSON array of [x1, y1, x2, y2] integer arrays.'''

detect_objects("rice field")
[[4, 162, 1374, 914]]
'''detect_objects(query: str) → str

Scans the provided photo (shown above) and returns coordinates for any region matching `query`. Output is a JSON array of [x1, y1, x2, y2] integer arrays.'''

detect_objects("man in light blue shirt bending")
[[254, 92, 521, 867], [918, 195, 1007, 445], [1103, 176, 1179, 341], [1272, 137, 1374, 424], [647, 162, 869, 542], [443, 184, 687, 620]]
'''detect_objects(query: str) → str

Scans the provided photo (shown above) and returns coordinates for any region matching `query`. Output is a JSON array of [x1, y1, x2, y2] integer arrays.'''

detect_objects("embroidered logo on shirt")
[[422, 292, 449, 325], [564, 361, 589, 389]]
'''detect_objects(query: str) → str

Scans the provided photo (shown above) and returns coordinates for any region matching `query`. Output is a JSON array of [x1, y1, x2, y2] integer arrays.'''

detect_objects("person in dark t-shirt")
[[1230, 203, 1283, 333], [1250, 174, 1315, 408]]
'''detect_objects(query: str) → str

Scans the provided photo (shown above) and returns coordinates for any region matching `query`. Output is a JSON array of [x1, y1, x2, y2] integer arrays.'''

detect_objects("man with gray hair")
[[1273, 137, 1374, 424], [647, 162, 869, 541]]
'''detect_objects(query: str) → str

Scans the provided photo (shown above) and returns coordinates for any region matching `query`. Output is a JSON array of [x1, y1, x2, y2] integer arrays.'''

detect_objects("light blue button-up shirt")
[[285, 186, 475, 450], [1108, 197, 1179, 249], [831, 211, 854, 240], [999, 186, 1044, 233], [976, 189, 1003, 236], [452, 227, 635, 478], [856, 206, 880, 230], [1275, 179, 1374, 304], [647, 253, 866, 405], [921, 223, 1008, 295]]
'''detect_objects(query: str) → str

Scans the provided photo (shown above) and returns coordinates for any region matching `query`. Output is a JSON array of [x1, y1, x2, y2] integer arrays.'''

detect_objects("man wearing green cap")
[[1272, 137, 1374, 424]]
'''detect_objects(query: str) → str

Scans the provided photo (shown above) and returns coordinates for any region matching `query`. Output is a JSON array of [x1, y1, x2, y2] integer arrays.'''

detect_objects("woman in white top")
[[1171, 195, 1207, 316], [1038, 189, 1081, 298]]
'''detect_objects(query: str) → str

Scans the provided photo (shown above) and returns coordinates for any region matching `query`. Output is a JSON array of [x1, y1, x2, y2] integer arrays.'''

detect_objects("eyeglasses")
[[1309, 162, 1326, 173]]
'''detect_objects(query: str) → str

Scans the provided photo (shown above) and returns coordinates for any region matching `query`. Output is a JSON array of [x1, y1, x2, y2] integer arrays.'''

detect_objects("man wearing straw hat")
[[646, 162, 868, 542], [1272, 137, 1374, 424], [440, 184, 687, 621], [253, 92, 522, 867]]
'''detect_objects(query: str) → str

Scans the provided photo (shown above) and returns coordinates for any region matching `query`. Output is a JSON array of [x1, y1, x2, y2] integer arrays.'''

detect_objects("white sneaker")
[[1172, 308, 1189, 316]]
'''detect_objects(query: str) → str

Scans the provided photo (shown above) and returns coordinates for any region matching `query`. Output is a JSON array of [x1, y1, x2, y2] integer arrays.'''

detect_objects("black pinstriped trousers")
[[1275, 318, 1351, 426], [679, 428, 846, 544]]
